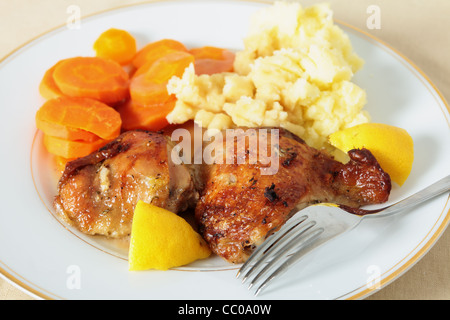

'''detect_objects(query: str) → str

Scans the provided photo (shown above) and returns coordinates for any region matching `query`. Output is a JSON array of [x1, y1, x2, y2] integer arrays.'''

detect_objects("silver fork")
[[237, 174, 450, 296]]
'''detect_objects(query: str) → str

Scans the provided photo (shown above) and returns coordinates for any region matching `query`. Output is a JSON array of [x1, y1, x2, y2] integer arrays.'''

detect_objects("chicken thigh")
[[54, 130, 198, 238], [195, 128, 391, 263]]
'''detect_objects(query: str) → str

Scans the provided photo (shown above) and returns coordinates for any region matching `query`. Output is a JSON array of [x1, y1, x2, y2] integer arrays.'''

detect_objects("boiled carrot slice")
[[132, 39, 188, 69], [43, 134, 110, 159], [93, 28, 137, 65], [117, 98, 175, 131], [52, 57, 129, 104], [189, 46, 235, 75], [129, 51, 194, 106], [39, 60, 65, 100], [137, 51, 194, 84], [189, 46, 228, 60], [129, 78, 169, 106], [36, 96, 122, 140], [36, 116, 99, 142]]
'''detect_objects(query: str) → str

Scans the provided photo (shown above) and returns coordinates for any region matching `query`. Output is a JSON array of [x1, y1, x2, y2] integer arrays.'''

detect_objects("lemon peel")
[[329, 123, 414, 186], [129, 201, 211, 271]]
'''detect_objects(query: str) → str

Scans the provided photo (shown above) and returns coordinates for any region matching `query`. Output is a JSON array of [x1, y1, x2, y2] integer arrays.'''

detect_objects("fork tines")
[[236, 214, 324, 296]]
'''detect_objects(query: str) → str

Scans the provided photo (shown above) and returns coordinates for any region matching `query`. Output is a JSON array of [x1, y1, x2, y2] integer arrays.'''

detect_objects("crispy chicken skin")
[[54, 130, 198, 238], [195, 128, 391, 263]]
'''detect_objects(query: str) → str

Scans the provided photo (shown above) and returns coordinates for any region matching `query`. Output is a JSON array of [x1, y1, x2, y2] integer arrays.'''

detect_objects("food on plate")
[[36, 33, 236, 161], [36, 33, 235, 139], [36, 96, 121, 158], [43, 134, 109, 159], [196, 128, 391, 263], [166, 2, 369, 151], [52, 56, 130, 104], [233, 2, 363, 75], [129, 201, 211, 271], [36, 96, 121, 140], [116, 98, 176, 131], [39, 60, 66, 100], [54, 127, 391, 263], [329, 123, 414, 186], [130, 51, 194, 106], [132, 38, 188, 69], [133, 51, 193, 79], [54, 130, 198, 238], [93, 28, 137, 66], [36, 1, 409, 269], [36, 116, 99, 142], [189, 46, 235, 75]]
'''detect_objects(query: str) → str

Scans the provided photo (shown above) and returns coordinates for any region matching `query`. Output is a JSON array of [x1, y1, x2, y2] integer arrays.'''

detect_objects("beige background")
[[0, 0, 449, 300]]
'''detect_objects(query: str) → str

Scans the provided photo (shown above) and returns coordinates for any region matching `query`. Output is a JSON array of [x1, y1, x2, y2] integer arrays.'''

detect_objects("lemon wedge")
[[329, 123, 414, 186], [129, 201, 211, 271]]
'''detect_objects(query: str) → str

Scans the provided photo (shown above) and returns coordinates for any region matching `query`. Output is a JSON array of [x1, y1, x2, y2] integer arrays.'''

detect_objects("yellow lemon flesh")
[[329, 123, 414, 186], [129, 201, 211, 271]]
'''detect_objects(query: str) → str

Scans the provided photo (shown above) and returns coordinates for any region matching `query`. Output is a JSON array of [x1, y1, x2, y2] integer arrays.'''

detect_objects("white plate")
[[0, 0, 449, 300]]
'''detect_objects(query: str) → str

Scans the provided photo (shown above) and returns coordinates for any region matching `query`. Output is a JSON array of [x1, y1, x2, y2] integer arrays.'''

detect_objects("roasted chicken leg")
[[54, 130, 198, 238], [195, 128, 391, 263]]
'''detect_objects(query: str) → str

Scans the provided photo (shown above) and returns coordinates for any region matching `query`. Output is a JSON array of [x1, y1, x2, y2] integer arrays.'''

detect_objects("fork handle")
[[375, 175, 450, 218]]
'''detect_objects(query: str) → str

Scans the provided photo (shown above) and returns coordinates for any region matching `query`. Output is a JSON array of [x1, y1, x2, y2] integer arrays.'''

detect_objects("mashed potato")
[[166, 1, 370, 150]]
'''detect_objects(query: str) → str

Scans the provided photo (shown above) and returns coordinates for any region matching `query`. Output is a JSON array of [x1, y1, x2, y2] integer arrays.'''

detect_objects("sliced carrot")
[[129, 51, 194, 106], [132, 39, 188, 69], [189, 46, 228, 60], [36, 116, 99, 142], [52, 57, 129, 104], [132, 59, 164, 79], [133, 51, 194, 79], [116, 98, 175, 131], [39, 60, 66, 100], [189, 46, 235, 75], [36, 96, 122, 140], [140, 51, 194, 84], [93, 28, 137, 66], [132, 60, 154, 78], [44, 134, 110, 159], [129, 77, 169, 106], [193, 59, 234, 75]]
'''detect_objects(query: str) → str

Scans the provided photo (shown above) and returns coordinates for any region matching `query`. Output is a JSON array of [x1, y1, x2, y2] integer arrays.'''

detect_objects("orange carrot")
[[132, 39, 188, 69], [44, 134, 109, 159], [129, 51, 194, 106], [139, 51, 194, 83], [189, 46, 228, 60], [52, 57, 129, 104], [36, 116, 99, 142], [129, 77, 169, 106], [39, 60, 65, 100], [189, 46, 235, 75], [116, 98, 176, 131], [93, 28, 137, 66], [36, 96, 122, 140], [132, 60, 154, 78]]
